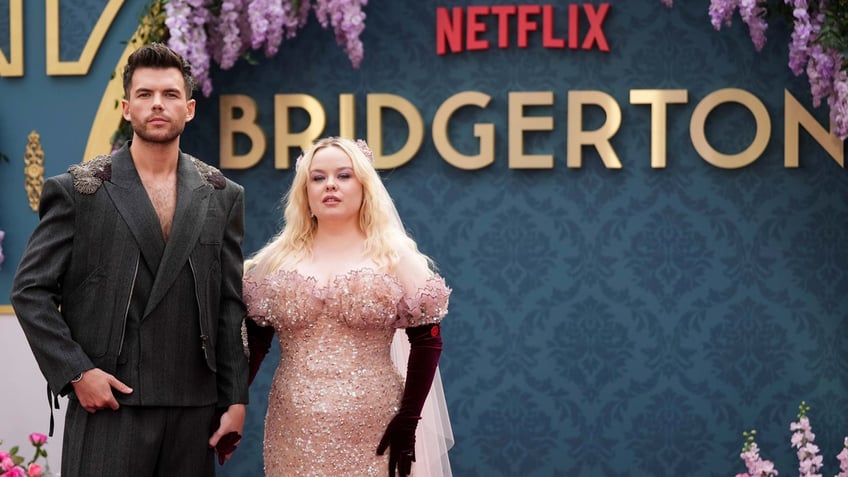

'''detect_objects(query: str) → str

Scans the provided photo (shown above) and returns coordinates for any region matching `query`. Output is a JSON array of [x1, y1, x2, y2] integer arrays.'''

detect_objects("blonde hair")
[[246, 137, 433, 278]]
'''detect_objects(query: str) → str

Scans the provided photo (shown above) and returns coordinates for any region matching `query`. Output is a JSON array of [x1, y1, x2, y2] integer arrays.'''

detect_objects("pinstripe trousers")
[[61, 400, 217, 477]]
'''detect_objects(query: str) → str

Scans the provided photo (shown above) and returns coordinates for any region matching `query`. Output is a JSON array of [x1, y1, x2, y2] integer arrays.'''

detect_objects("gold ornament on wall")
[[25, 131, 45, 212]]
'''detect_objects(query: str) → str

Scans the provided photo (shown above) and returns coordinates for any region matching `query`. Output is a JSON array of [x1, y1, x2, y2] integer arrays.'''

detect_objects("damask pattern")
[[192, 2, 848, 475]]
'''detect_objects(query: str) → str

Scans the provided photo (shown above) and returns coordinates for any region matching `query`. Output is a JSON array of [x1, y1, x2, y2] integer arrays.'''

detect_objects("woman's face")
[[306, 146, 364, 224]]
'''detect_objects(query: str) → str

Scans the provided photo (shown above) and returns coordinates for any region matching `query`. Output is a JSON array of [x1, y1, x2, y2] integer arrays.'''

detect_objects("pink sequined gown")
[[243, 268, 450, 477]]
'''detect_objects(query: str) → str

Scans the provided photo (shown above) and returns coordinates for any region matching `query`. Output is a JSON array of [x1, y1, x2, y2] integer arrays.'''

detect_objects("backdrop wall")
[[1, 1, 846, 476]]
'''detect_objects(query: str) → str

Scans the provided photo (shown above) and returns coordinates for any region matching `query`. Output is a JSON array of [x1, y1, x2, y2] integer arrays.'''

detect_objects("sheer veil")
[[390, 330, 454, 476], [381, 159, 454, 476]]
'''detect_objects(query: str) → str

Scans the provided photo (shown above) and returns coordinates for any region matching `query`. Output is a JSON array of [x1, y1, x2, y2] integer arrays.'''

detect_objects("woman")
[[243, 137, 453, 476]]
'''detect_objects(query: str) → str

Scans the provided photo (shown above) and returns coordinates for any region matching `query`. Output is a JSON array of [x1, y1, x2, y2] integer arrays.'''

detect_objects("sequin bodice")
[[243, 268, 450, 477]]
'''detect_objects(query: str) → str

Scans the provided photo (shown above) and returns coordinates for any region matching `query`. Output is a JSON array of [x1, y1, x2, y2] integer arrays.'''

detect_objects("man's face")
[[121, 67, 195, 145]]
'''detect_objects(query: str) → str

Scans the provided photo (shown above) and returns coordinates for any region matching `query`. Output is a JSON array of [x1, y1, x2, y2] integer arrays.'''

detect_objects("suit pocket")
[[63, 268, 112, 357]]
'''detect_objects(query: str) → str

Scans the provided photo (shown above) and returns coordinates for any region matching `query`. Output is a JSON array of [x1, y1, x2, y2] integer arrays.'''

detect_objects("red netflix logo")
[[436, 3, 610, 55]]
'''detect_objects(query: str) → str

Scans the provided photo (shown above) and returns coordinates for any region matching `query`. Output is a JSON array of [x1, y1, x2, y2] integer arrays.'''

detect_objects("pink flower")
[[1, 467, 25, 477], [0, 457, 13, 472], [26, 463, 42, 477], [0, 229, 5, 270], [735, 474, 751, 477], [27, 434, 47, 447]]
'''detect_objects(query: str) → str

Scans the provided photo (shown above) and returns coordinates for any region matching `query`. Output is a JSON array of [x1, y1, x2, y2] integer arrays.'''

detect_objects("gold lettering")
[[690, 88, 770, 169], [84, 21, 150, 161], [567, 91, 622, 168], [274, 94, 326, 169], [509, 92, 554, 169], [46, 0, 124, 75], [784, 89, 844, 168], [194, 88, 833, 172], [220, 95, 266, 169], [432, 91, 494, 170], [630, 89, 688, 168], [0, 0, 23, 77], [366, 94, 424, 169], [339, 94, 356, 139]]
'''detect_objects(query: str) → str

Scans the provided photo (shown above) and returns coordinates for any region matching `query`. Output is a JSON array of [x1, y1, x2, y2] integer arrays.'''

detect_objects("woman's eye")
[[338, 173, 351, 179], [311, 175, 325, 182]]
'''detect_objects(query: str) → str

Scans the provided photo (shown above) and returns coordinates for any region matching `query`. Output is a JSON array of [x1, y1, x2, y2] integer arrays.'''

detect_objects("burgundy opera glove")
[[246, 319, 275, 385], [377, 414, 419, 476], [376, 323, 443, 477]]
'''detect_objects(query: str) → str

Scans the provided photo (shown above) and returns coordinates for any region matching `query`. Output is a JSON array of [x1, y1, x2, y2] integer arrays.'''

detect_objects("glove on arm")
[[246, 319, 275, 385], [376, 323, 443, 477]]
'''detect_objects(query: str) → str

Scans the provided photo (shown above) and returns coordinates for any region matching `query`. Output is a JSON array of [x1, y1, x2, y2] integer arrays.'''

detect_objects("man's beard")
[[132, 121, 184, 144]]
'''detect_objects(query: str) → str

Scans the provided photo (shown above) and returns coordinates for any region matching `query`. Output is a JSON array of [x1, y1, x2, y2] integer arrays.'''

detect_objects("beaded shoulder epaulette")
[[68, 154, 226, 194]]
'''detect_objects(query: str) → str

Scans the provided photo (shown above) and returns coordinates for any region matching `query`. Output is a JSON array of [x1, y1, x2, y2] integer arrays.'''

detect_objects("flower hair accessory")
[[355, 139, 374, 163]]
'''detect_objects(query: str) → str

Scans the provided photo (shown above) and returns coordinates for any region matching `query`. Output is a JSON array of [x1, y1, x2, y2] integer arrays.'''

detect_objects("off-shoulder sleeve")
[[242, 274, 273, 327], [395, 274, 451, 328]]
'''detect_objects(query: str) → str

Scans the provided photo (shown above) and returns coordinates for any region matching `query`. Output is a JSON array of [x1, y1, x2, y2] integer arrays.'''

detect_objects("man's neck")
[[129, 138, 180, 177]]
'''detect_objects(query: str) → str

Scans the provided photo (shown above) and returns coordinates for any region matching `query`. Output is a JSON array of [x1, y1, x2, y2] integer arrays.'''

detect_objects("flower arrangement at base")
[[661, 0, 848, 140], [0, 229, 5, 271], [735, 401, 848, 477], [0, 433, 50, 477]]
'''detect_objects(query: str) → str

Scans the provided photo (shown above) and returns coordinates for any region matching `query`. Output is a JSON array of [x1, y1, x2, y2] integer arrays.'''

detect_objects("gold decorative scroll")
[[25, 131, 45, 211]]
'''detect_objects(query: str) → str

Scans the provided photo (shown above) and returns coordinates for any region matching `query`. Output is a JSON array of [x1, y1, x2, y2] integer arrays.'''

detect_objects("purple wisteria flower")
[[155, 0, 367, 96], [0, 230, 5, 270], [708, 0, 768, 51], [313, 0, 368, 68], [209, 0, 245, 69], [165, 0, 214, 96], [663, 0, 848, 139]]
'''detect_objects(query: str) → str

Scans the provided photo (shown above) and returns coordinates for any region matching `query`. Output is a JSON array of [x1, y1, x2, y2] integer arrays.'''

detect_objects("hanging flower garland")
[[661, 0, 848, 140], [111, 0, 366, 149], [146, 0, 367, 97]]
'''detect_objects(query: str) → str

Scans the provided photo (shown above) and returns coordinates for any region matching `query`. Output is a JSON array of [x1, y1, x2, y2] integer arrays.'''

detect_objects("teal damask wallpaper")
[[1, 1, 847, 476]]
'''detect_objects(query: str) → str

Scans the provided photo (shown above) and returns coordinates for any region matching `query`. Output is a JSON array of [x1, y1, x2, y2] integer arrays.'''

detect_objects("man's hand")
[[71, 368, 133, 413], [209, 404, 246, 465]]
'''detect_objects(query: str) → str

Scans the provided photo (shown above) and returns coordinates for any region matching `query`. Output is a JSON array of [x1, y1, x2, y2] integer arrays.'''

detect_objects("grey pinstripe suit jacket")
[[11, 143, 249, 408]]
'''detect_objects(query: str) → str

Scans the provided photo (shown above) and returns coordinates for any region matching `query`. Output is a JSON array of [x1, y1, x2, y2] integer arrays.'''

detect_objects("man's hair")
[[122, 42, 197, 99]]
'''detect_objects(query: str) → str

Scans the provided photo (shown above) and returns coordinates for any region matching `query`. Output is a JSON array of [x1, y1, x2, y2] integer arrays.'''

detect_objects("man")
[[11, 43, 249, 476]]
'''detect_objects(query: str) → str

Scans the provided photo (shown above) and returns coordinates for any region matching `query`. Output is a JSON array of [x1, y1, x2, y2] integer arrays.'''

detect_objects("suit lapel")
[[103, 146, 165, 276], [144, 152, 211, 317]]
